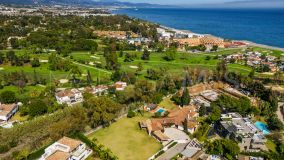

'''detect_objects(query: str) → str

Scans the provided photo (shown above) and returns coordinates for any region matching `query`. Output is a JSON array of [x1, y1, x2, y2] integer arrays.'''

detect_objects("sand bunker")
[[91, 56, 100, 59], [129, 65, 138, 69], [59, 79, 69, 84]]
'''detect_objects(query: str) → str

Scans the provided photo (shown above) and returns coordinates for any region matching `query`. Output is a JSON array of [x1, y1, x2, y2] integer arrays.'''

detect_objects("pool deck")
[[255, 121, 270, 135]]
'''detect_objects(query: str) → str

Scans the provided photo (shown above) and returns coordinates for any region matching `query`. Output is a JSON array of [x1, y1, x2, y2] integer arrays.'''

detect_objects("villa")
[[216, 113, 267, 152], [39, 136, 92, 160], [114, 81, 127, 91], [140, 105, 199, 141], [85, 85, 108, 95], [0, 103, 19, 121], [55, 89, 83, 105]]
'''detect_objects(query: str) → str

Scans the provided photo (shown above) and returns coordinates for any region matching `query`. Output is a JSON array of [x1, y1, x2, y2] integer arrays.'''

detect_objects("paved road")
[[277, 102, 284, 124], [156, 143, 188, 160]]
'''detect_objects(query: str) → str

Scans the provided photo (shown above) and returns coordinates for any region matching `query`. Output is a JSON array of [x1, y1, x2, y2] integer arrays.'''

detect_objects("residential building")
[[55, 89, 83, 105], [216, 113, 267, 152], [93, 30, 138, 40], [85, 85, 108, 95], [114, 81, 127, 91], [173, 36, 224, 51], [0, 103, 18, 121], [39, 137, 92, 160], [140, 105, 199, 139]]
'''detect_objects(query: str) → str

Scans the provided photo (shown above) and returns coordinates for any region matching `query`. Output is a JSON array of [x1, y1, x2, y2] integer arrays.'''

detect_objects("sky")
[[115, 0, 284, 8]]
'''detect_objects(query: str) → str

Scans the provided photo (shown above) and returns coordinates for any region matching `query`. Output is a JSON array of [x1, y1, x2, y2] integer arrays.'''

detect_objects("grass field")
[[88, 114, 162, 160], [71, 49, 254, 78], [159, 97, 177, 110]]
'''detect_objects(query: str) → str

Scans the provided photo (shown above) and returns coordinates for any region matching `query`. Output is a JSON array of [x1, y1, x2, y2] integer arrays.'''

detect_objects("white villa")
[[0, 103, 19, 121], [55, 89, 83, 105], [39, 137, 92, 160]]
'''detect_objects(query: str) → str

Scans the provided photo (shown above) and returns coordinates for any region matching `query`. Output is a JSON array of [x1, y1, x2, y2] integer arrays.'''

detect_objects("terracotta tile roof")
[[188, 120, 198, 129], [0, 103, 17, 117], [144, 105, 198, 132], [56, 90, 75, 98], [57, 137, 81, 151], [153, 130, 170, 141], [173, 38, 201, 46], [46, 151, 70, 160]]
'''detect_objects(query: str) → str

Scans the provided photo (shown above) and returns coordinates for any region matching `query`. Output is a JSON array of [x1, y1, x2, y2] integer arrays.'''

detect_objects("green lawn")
[[88, 115, 162, 160], [266, 139, 277, 152], [0, 85, 45, 98], [159, 97, 177, 110], [71, 49, 253, 78], [252, 47, 284, 57]]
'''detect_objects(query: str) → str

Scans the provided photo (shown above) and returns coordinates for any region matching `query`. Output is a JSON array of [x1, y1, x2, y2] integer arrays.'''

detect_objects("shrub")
[[127, 110, 136, 118], [155, 150, 165, 158], [0, 145, 9, 154]]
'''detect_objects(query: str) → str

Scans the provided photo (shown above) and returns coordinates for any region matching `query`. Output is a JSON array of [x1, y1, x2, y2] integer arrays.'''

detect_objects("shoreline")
[[113, 9, 284, 51]]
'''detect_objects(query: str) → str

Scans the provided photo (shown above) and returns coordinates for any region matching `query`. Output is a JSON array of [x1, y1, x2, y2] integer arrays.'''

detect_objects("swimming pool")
[[255, 121, 270, 135], [156, 108, 166, 114]]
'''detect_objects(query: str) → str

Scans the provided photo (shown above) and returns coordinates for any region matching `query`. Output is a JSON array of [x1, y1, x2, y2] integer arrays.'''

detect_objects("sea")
[[113, 8, 284, 48]]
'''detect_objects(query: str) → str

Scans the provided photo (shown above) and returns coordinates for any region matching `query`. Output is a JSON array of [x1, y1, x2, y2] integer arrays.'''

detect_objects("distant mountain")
[[0, 0, 169, 8]]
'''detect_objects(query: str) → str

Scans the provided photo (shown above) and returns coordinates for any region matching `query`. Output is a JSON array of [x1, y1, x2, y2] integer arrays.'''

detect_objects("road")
[[277, 102, 284, 124], [156, 143, 188, 160]]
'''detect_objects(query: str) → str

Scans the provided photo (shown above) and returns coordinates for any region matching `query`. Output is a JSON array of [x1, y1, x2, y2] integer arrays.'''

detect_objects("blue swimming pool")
[[156, 108, 166, 114], [255, 121, 270, 135]]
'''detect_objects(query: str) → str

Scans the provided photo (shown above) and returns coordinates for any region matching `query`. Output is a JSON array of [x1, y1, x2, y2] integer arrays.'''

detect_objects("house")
[[216, 113, 267, 152], [114, 81, 127, 91], [93, 30, 138, 40], [39, 137, 92, 160], [238, 155, 264, 160], [200, 90, 219, 102], [0, 103, 19, 121], [180, 139, 202, 159], [55, 89, 83, 105], [144, 103, 158, 111], [85, 85, 108, 95], [140, 105, 199, 137]]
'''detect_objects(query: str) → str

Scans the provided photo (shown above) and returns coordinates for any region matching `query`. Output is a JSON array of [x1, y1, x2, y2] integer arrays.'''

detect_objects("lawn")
[[88, 115, 162, 160], [159, 97, 177, 110], [71, 49, 253, 78], [265, 139, 277, 152], [252, 47, 284, 57]]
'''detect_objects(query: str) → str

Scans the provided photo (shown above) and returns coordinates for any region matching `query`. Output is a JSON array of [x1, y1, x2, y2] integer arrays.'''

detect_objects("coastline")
[[113, 8, 284, 51], [161, 25, 284, 51]]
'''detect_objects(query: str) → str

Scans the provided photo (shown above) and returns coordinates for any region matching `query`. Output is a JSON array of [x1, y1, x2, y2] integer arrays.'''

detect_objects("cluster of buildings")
[[93, 30, 151, 46], [217, 113, 268, 152], [39, 136, 92, 160], [157, 27, 248, 52], [55, 81, 127, 105], [0, 5, 110, 17], [145, 82, 268, 159], [225, 51, 278, 72]]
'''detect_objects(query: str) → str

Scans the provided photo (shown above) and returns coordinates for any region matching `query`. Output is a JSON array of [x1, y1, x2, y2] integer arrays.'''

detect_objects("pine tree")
[[86, 70, 93, 86], [181, 88, 190, 107]]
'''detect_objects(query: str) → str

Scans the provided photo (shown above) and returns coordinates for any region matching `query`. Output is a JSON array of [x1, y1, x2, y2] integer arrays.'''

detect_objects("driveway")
[[164, 128, 189, 141], [277, 102, 284, 124], [156, 143, 188, 160]]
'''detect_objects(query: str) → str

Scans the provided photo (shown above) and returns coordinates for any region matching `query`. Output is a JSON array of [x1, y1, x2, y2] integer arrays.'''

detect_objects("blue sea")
[[113, 8, 284, 48]]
